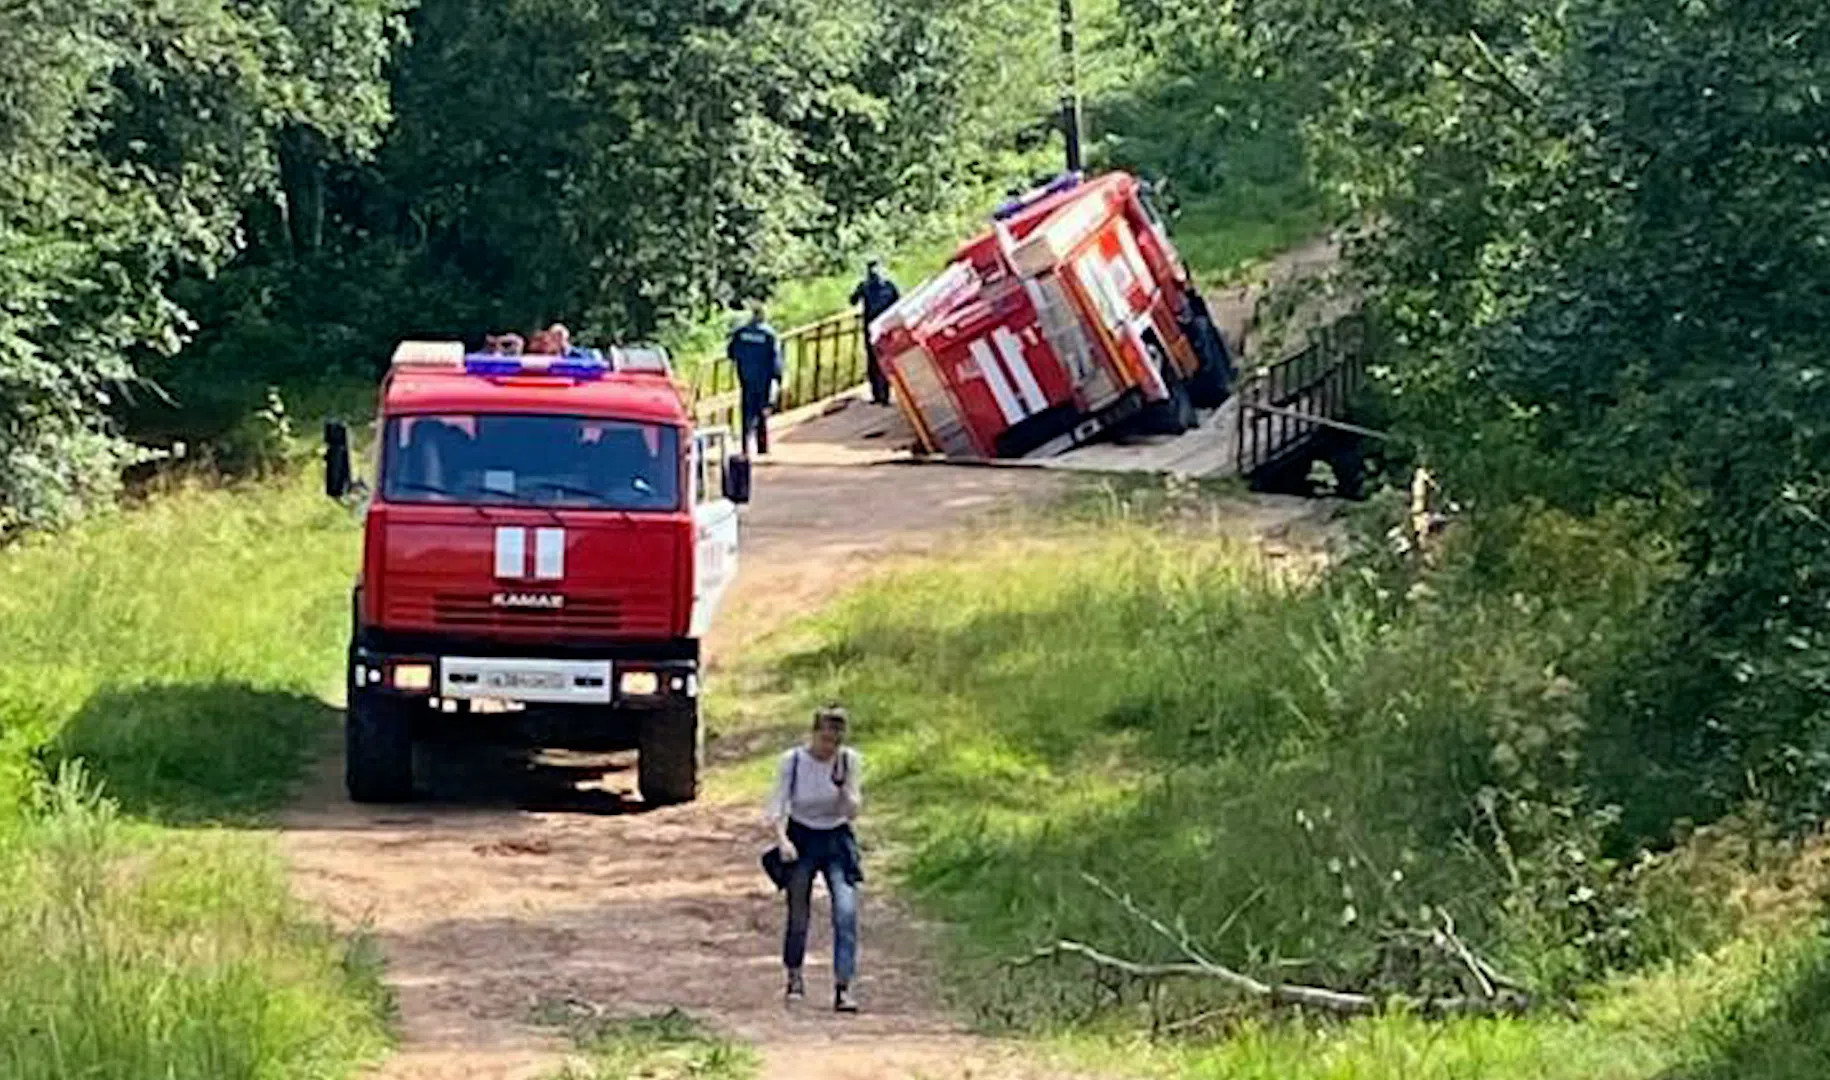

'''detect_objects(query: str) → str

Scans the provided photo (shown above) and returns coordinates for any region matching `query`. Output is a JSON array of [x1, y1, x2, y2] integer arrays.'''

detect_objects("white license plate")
[[440, 658, 612, 705], [484, 670, 565, 692]]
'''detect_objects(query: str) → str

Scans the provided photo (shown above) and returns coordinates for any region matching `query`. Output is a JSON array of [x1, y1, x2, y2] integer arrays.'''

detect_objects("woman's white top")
[[765, 746, 863, 830]]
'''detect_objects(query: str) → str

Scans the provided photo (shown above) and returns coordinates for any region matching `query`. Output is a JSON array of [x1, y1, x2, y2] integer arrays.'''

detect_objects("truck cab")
[[324, 341, 750, 806]]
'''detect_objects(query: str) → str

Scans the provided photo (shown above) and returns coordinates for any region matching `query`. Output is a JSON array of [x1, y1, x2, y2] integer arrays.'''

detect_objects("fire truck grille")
[[408, 593, 672, 638]]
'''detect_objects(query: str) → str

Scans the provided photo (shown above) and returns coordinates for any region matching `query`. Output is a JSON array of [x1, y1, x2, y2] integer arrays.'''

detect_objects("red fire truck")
[[323, 341, 749, 806], [873, 171, 1233, 459]]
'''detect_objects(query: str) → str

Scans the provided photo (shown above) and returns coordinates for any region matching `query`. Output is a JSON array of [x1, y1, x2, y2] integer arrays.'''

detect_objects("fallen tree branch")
[[1011, 940, 1528, 1017], [1435, 908, 1532, 998], [1027, 875, 1534, 1019]]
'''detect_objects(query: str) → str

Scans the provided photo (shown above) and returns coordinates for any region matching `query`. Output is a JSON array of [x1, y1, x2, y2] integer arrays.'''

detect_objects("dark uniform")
[[850, 270, 901, 406], [727, 316, 783, 455]]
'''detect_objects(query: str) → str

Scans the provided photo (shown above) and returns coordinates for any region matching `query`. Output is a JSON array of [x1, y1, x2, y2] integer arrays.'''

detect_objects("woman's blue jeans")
[[783, 857, 859, 985]]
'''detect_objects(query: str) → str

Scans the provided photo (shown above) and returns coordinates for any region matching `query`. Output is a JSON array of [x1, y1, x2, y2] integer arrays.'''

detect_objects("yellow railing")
[[691, 311, 866, 432]]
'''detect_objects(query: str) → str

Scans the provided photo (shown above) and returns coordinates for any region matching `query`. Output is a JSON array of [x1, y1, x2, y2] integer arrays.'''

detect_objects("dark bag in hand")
[[760, 846, 792, 891], [761, 749, 800, 891]]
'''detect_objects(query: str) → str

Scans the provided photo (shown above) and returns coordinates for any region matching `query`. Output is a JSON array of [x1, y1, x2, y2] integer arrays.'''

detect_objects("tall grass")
[[0, 471, 386, 1078], [747, 488, 1830, 1073], [774, 522, 1576, 991], [0, 767, 389, 1080], [0, 470, 358, 819]]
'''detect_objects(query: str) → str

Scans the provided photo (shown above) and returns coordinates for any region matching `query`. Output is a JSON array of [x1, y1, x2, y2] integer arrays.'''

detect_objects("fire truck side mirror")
[[722, 455, 752, 505], [324, 421, 353, 499]]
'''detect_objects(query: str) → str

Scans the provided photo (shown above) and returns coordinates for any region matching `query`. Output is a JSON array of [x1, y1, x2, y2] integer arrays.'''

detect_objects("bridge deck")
[[766, 391, 1246, 480]]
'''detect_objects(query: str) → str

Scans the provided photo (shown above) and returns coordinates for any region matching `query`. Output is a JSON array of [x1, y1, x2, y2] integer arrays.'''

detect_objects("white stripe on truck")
[[534, 527, 566, 581], [969, 339, 1025, 424], [994, 327, 1049, 413], [494, 526, 525, 579]]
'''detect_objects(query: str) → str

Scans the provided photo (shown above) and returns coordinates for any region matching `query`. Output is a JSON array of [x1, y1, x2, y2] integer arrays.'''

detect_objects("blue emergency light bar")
[[992, 171, 1084, 222], [462, 355, 610, 379]]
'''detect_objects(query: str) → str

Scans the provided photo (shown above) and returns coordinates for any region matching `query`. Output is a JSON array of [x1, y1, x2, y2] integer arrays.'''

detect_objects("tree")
[[1125, 0, 1830, 814], [0, 0, 407, 532]]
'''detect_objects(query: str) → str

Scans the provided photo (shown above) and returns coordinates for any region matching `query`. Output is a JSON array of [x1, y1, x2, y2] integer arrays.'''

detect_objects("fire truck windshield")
[[381, 413, 680, 511]]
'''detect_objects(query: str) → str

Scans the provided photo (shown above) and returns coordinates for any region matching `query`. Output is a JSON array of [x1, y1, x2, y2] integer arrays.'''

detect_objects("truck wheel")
[[638, 702, 700, 807], [1185, 323, 1235, 409], [346, 692, 415, 803], [1138, 356, 1200, 437]]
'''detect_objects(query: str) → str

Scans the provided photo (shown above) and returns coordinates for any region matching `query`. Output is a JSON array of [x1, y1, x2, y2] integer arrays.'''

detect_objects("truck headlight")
[[619, 670, 660, 697], [391, 663, 434, 692]]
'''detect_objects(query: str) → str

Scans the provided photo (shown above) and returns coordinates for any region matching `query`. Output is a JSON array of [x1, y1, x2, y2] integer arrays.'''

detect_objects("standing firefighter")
[[849, 261, 900, 406], [727, 304, 783, 455]]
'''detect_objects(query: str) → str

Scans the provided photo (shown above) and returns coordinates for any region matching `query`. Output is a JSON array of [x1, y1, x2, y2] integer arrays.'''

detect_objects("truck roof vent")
[[391, 340, 466, 369], [611, 345, 672, 374]]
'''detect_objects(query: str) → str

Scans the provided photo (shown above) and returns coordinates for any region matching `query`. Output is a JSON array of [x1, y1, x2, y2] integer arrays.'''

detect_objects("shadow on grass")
[[55, 682, 336, 823]]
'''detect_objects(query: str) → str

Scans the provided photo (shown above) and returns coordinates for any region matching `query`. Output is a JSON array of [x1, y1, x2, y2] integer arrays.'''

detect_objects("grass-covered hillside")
[[732, 483, 1830, 1077], [0, 475, 386, 1078]]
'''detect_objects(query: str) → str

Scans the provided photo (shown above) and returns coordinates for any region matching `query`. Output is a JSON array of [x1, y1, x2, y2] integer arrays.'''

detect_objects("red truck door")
[[1061, 221, 1171, 402]]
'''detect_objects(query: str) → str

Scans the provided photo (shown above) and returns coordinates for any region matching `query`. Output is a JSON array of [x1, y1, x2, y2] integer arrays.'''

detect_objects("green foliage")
[[1119, 0, 1830, 908], [543, 1010, 756, 1080], [0, 0, 408, 533], [761, 489, 1722, 1027], [0, 470, 359, 819], [1091, 0, 1324, 278], [372, 0, 1058, 334], [0, 766, 390, 1079]]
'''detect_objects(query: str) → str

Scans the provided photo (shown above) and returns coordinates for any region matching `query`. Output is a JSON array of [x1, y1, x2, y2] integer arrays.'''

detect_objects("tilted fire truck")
[[872, 171, 1233, 460], [323, 341, 749, 806]]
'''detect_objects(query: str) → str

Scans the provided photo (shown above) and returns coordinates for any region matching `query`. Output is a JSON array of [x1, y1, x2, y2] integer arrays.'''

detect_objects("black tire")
[[1186, 344, 1233, 408], [1137, 354, 1200, 437], [1183, 314, 1235, 409], [346, 691, 415, 803], [638, 701, 700, 807]]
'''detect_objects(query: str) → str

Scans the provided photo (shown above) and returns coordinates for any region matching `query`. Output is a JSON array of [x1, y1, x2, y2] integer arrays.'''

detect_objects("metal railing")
[[692, 311, 867, 433], [1235, 314, 1368, 479]]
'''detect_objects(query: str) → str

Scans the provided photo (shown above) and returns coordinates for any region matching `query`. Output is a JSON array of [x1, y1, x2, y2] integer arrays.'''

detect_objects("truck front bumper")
[[350, 647, 697, 711]]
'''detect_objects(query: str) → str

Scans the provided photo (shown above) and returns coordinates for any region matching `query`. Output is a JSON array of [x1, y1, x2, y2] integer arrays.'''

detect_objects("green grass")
[[0, 471, 385, 1078], [0, 470, 359, 821], [720, 484, 1830, 1075], [1050, 925, 1830, 1078], [0, 766, 390, 1080], [543, 1010, 757, 1080], [1171, 189, 1328, 285], [765, 521, 1533, 996]]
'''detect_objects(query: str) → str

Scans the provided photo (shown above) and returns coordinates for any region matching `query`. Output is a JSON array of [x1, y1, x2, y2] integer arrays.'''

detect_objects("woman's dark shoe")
[[834, 984, 859, 1013], [785, 970, 806, 1003]]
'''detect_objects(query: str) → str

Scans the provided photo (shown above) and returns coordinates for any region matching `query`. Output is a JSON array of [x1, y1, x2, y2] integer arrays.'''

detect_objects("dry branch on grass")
[[1005, 875, 1532, 1020]]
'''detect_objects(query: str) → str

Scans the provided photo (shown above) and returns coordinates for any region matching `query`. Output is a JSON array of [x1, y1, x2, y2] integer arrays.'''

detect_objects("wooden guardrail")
[[1235, 314, 1368, 479], [692, 311, 866, 433]]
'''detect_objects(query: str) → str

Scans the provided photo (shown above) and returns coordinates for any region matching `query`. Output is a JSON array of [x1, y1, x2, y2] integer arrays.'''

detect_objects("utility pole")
[[1058, 0, 1084, 173]]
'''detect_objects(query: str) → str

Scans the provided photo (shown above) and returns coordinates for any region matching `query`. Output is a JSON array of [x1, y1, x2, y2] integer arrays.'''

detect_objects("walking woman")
[[764, 705, 864, 1012]]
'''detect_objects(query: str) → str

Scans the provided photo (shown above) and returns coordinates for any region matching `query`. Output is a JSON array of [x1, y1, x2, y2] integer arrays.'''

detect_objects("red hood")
[[363, 503, 691, 644]]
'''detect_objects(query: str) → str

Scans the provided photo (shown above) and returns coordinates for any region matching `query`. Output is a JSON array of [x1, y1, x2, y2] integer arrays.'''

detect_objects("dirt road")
[[281, 449, 1093, 1080]]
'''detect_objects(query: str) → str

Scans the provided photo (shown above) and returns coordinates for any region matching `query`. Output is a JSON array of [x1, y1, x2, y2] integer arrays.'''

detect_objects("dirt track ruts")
[[280, 452, 1086, 1080]]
